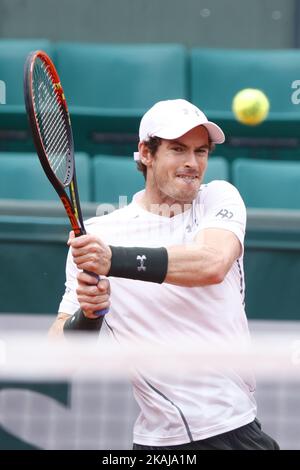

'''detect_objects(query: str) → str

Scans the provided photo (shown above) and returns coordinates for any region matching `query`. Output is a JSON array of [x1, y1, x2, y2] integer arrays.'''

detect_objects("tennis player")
[[50, 99, 279, 450]]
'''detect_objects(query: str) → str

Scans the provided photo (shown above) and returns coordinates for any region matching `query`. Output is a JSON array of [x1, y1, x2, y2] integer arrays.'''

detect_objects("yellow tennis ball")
[[232, 88, 270, 125]]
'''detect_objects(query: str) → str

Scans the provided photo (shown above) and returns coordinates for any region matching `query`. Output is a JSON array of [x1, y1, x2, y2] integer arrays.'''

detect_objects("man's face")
[[146, 125, 210, 206]]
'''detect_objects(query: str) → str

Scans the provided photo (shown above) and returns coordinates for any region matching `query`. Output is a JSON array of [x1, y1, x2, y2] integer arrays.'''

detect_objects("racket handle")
[[84, 270, 109, 316]]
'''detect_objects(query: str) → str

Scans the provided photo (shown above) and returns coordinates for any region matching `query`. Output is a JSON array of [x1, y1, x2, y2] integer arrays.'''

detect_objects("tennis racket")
[[24, 50, 108, 316]]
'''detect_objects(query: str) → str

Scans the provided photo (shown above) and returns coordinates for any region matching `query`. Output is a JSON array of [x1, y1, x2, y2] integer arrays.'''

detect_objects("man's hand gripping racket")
[[24, 50, 109, 316]]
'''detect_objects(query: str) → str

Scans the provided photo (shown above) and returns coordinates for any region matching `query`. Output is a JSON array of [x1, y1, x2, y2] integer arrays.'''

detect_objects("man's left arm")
[[166, 228, 241, 287], [69, 227, 241, 288]]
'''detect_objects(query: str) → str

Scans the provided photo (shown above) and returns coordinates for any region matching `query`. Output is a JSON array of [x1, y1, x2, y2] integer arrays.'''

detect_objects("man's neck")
[[138, 191, 192, 218]]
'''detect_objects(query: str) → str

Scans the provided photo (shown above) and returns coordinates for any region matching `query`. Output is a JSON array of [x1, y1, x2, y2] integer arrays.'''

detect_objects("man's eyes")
[[170, 147, 208, 154]]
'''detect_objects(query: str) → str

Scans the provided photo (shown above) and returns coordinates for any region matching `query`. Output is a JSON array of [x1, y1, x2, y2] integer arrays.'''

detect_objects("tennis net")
[[0, 326, 299, 449]]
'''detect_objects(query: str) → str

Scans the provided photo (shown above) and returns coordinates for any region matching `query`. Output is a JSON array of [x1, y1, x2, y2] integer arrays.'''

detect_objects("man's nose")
[[183, 151, 198, 167]]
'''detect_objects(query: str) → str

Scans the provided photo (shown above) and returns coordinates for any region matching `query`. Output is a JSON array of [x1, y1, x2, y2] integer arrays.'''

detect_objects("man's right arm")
[[48, 273, 110, 338], [48, 312, 70, 338]]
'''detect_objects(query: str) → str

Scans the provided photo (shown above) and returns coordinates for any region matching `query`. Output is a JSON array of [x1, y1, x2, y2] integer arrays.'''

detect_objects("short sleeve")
[[199, 180, 246, 249], [58, 247, 80, 315]]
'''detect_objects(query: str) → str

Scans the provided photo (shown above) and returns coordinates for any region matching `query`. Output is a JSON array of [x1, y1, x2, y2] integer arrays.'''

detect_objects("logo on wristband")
[[137, 255, 147, 272]]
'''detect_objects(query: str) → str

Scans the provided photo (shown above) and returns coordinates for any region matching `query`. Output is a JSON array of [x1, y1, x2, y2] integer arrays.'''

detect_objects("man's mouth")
[[176, 174, 199, 183]]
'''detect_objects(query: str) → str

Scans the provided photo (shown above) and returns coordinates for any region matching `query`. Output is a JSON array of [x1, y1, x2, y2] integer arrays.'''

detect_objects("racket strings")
[[38, 88, 68, 155], [39, 94, 67, 152], [32, 59, 72, 186], [34, 62, 69, 169], [35, 63, 69, 179]]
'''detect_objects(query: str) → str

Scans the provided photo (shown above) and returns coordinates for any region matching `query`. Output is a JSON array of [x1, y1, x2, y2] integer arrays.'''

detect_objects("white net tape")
[[0, 332, 299, 381], [0, 330, 299, 449]]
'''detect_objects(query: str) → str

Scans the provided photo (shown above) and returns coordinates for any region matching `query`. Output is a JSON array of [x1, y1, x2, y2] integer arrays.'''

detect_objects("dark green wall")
[[0, 0, 296, 48]]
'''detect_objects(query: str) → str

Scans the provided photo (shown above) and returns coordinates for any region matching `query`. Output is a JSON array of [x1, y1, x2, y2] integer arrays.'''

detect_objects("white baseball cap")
[[134, 99, 225, 161]]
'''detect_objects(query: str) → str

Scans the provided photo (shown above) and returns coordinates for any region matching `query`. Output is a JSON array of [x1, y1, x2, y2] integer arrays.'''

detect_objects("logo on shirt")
[[215, 209, 234, 219], [137, 255, 147, 272]]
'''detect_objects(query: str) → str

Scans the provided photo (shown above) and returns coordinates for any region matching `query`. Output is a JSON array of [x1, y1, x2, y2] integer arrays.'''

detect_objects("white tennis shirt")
[[59, 180, 257, 446]]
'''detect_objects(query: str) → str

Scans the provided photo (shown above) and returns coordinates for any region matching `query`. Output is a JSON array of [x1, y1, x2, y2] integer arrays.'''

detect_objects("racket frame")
[[24, 50, 109, 316], [24, 50, 85, 236]]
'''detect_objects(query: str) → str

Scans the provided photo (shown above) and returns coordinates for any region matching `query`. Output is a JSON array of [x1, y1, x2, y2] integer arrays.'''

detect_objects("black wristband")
[[108, 246, 168, 283], [63, 308, 104, 333]]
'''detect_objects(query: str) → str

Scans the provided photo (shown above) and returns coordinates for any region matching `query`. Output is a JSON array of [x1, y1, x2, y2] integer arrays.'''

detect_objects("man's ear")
[[138, 142, 153, 166]]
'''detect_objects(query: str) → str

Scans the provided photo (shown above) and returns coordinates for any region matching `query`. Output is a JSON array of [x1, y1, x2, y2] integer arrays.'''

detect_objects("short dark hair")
[[136, 136, 162, 179], [136, 135, 216, 180]]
